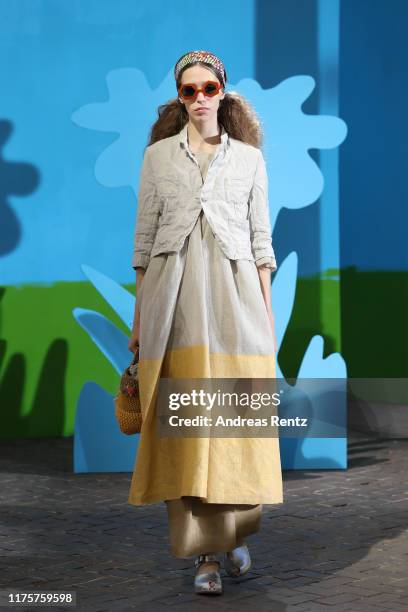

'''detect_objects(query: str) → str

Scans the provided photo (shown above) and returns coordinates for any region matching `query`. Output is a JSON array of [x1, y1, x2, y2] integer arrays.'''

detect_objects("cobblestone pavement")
[[0, 430, 407, 611]]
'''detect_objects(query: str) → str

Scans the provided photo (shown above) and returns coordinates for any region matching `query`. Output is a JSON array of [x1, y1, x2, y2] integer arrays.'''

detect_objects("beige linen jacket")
[[132, 123, 277, 271]]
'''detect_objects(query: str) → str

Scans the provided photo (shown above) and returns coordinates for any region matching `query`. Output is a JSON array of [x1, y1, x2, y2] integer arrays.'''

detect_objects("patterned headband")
[[174, 50, 226, 87]]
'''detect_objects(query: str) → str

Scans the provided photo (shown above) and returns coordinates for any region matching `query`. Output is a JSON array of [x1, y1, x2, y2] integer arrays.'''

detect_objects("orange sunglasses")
[[178, 80, 223, 102]]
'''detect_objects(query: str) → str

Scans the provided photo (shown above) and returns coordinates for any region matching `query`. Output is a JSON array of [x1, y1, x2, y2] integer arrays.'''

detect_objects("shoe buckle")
[[194, 553, 218, 569]]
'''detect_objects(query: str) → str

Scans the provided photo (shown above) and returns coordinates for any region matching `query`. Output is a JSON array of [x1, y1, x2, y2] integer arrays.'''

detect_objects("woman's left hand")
[[257, 265, 278, 354], [266, 305, 278, 353]]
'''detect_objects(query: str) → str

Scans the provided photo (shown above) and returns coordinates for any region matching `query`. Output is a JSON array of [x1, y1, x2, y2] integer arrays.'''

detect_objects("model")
[[127, 50, 283, 596]]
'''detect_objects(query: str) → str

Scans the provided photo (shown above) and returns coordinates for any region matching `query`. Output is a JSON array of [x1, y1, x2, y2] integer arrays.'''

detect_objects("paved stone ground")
[[0, 429, 407, 611]]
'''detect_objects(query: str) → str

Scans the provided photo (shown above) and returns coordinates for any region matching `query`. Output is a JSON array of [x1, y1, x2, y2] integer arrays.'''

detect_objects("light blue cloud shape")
[[71, 69, 347, 229]]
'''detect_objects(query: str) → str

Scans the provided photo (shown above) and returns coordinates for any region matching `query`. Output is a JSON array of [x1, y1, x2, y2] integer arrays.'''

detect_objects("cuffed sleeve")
[[255, 255, 277, 270], [131, 146, 160, 270], [249, 149, 277, 272]]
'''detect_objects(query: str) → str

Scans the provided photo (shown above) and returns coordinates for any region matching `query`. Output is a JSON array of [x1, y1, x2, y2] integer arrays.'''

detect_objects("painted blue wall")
[[0, 0, 256, 284], [1, 0, 405, 284], [340, 0, 408, 271]]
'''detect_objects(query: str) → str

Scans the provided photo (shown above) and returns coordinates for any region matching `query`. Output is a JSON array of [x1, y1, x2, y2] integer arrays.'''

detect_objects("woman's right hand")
[[128, 329, 139, 354], [128, 309, 140, 354], [129, 267, 145, 354]]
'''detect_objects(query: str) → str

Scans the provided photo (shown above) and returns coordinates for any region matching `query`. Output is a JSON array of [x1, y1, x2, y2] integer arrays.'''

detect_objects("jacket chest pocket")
[[159, 175, 180, 215], [225, 177, 252, 219]]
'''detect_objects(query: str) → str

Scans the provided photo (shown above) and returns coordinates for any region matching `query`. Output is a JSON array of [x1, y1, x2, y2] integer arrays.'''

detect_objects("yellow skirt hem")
[[128, 490, 284, 507]]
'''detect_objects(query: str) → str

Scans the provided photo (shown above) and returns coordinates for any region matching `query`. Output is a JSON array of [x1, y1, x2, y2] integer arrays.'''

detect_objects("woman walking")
[[128, 50, 283, 596]]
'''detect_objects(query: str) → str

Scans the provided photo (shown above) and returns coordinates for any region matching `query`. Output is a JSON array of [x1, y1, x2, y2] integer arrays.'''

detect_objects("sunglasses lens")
[[181, 85, 196, 98], [205, 83, 218, 95]]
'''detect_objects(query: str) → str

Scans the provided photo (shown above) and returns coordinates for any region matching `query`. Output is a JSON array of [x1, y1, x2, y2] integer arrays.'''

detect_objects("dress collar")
[[179, 122, 229, 151]]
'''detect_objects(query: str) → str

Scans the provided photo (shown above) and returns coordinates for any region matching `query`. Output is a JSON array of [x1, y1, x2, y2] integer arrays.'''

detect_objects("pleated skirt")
[[129, 207, 283, 558]]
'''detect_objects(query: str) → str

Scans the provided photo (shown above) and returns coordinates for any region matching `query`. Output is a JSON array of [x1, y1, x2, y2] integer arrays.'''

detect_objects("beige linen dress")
[[128, 149, 283, 558]]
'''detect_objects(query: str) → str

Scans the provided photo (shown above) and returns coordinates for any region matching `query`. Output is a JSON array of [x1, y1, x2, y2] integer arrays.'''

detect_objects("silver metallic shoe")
[[194, 553, 223, 595], [224, 543, 251, 577]]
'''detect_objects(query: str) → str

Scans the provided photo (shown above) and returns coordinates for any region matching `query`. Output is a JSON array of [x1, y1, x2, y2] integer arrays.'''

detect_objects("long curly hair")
[[147, 61, 264, 149]]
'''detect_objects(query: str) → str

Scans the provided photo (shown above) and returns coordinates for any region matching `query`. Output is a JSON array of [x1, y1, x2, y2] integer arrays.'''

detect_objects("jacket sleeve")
[[131, 146, 160, 270], [248, 149, 277, 272]]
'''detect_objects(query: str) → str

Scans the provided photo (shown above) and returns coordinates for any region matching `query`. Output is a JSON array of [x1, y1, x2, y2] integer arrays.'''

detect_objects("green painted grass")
[[0, 281, 135, 438], [1, 268, 407, 437]]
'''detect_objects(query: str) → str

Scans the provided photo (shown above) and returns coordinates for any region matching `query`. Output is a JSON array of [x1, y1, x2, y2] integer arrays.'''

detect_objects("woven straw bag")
[[114, 345, 143, 434]]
